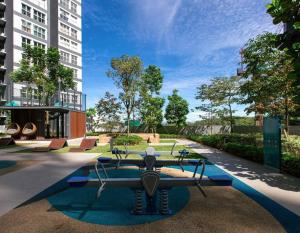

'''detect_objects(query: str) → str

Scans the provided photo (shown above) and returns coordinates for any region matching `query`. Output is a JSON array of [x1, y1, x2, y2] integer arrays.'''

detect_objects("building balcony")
[[0, 49, 5, 57], [0, 1, 6, 11], [7, 88, 86, 112], [0, 97, 7, 105], [0, 32, 6, 41], [0, 64, 5, 72], [0, 17, 6, 27]]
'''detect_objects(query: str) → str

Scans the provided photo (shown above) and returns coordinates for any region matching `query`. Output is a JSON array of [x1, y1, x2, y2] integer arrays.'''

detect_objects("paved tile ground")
[[177, 139, 300, 216], [0, 149, 97, 217]]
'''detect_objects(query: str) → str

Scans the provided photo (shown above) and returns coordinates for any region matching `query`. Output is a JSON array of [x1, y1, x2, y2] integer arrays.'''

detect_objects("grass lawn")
[[53, 143, 203, 160], [14, 142, 204, 160], [0, 144, 18, 149], [53, 143, 186, 154]]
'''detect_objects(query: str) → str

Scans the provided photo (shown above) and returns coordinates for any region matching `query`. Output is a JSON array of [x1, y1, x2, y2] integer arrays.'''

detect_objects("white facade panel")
[[7, 0, 83, 102]]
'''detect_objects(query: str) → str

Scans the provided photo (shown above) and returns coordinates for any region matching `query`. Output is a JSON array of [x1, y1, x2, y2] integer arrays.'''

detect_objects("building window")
[[72, 69, 78, 79], [22, 20, 31, 34], [21, 88, 27, 98], [71, 41, 77, 50], [33, 10, 45, 24], [60, 23, 69, 35], [22, 4, 31, 17], [60, 9, 69, 21], [71, 55, 77, 65], [72, 95, 78, 104], [22, 37, 31, 47], [60, 51, 70, 63], [34, 41, 46, 49], [33, 25, 46, 39], [60, 0, 69, 8], [71, 2, 77, 13], [70, 15, 77, 24], [60, 36, 70, 47], [71, 28, 77, 39]]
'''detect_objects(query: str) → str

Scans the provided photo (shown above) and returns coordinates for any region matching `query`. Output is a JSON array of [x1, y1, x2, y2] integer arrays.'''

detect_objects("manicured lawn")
[[13, 142, 204, 160], [0, 144, 17, 149], [53, 143, 186, 154]]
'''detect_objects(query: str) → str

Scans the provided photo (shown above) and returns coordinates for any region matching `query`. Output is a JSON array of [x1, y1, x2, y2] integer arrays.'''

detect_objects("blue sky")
[[82, 0, 280, 122]]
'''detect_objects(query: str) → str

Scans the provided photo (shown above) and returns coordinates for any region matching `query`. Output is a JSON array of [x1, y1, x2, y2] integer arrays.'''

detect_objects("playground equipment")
[[69, 153, 232, 215], [6, 123, 21, 137]]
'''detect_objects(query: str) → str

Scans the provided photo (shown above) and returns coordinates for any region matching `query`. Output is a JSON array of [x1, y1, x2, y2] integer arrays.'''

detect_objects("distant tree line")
[[88, 56, 189, 135]]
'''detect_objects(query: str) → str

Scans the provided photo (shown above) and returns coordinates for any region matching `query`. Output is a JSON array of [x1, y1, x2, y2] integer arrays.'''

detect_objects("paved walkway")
[[0, 150, 97, 217], [177, 139, 300, 217]]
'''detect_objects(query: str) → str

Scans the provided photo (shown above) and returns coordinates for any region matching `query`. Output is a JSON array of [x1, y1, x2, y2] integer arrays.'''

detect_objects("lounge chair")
[[22, 122, 37, 136], [33, 138, 68, 152], [6, 123, 21, 137], [69, 138, 97, 152]]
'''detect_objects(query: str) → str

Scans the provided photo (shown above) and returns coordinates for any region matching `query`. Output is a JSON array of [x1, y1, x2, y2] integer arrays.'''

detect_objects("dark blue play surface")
[[0, 160, 17, 169], [48, 169, 190, 225]]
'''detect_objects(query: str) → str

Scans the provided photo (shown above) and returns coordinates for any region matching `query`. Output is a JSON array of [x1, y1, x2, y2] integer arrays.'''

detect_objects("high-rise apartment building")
[[0, 0, 86, 139]]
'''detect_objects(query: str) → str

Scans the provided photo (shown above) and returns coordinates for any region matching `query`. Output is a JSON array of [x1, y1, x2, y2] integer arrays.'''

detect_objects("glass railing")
[[5, 88, 86, 112]]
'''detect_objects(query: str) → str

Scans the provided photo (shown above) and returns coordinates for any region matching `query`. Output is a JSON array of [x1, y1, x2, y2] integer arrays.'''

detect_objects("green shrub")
[[188, 135, 224, 149], [188, 134, 300, 178], [159, 134, 186, 139], [86, 132, 101, 136], [114, 135, 143, 145], [282, 136, 300, 156], [223, 133, 260, 146], [188, 135, 264, 163], [223, 143, 264, 163], [282, 153, 300, 177]]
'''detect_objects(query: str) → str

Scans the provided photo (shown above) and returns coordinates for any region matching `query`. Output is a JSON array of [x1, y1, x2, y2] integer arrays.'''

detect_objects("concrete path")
[[0, 151, 97, 217], [177, 139, 300, 217]]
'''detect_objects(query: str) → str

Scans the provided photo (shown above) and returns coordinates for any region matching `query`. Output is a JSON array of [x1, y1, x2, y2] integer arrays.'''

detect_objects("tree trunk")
[[285, 96, 289, 135], [229, 104, 233, 134], [127, 111, 130, 136]]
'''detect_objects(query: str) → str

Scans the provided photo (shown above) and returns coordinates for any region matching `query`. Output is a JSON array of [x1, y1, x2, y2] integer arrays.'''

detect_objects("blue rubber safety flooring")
[[0, 160, 17, 169], [47, 169, 189, 225]]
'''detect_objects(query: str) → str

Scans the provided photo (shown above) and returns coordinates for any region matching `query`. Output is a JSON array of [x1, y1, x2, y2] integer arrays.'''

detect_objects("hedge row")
[[188, 134, 300, 177], [282, 153, 300, 177], [114, 135, 143, 145], [188, 135, 264, 164], [159, 134, 186, 139]]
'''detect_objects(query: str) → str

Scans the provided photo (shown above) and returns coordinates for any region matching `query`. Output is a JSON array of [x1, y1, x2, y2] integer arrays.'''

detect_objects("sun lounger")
[[33, 138, 68, 152], [69, 138, 97, 152]]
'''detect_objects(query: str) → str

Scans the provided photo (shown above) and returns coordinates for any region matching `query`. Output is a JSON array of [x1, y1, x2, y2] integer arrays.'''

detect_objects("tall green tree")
[[107, 55, 143, 135], [165, 89, 189, 128], [96, 92, 122, 132], [196, 76, 241, 131], [267, 0, 300, 82], [10, 45, 75, 105], [140, 65, 165, 134], [86, 107, 97, 132], [240, 32, 295, 132]]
